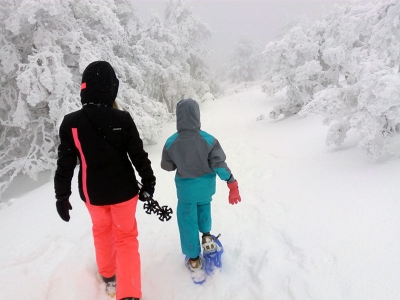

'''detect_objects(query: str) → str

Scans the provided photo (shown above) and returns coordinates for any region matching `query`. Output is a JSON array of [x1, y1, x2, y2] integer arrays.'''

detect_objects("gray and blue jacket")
[[161, 99, 234, 203]]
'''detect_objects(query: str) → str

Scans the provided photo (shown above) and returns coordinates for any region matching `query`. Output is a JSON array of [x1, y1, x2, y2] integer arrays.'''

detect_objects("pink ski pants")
[[85, 195, 141, 299]]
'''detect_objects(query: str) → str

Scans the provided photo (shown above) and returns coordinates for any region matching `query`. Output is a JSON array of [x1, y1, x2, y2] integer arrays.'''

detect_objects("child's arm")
[[208, 138, 233, 181], [161, 145, 177, 171], [209, 138, 241, 205]]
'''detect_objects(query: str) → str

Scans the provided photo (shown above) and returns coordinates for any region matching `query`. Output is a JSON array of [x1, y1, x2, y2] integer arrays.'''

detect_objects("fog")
[[133, 0, 369, 66]]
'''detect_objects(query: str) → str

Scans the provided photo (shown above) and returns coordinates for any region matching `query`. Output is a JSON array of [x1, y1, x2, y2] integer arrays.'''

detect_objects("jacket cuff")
[[226, 174, 236, 183], [56, 195, 70, 202]]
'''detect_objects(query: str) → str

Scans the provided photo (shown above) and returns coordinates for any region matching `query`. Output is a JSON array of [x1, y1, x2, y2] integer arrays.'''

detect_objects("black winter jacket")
[[54, 105, 154, 206]]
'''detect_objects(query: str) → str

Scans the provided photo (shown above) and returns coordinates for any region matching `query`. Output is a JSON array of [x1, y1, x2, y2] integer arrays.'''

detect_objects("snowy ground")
[[1, 84, 400, 300]]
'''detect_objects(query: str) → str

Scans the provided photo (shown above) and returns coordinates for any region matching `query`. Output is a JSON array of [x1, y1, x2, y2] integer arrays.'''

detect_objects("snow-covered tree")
[[135, 11, 188, 113], [0, 0, 80, 196], [227, 33, 263, 83], [261, 0, 400, 160], [262, 25, 321, 118], [164, 0, 218, 110], [0, 0, 168, 197], [0, 0, 220, 197]]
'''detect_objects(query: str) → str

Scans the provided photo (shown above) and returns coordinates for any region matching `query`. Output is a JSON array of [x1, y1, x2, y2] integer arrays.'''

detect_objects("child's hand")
[[227, 180, 241, 205]]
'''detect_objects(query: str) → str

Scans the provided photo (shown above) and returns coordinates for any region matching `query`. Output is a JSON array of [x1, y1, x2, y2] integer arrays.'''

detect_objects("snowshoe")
[[202, 234, 224, 275], [102, 275, 116, 298], [185, 256, 206, 284]]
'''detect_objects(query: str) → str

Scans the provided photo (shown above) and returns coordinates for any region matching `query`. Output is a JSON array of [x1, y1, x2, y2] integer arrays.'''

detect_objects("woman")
[[54, 61, 155, 300]]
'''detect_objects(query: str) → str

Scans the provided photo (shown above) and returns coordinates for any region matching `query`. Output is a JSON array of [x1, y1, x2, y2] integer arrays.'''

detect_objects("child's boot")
[[185, 256, 206, 284], [202, 233, 218, 254], [186, 256, 202, 271]]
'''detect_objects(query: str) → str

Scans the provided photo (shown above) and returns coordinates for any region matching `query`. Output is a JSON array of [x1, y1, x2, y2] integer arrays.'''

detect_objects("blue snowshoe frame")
[[203, 235, 224, 275], [185, 255, 206, 285]]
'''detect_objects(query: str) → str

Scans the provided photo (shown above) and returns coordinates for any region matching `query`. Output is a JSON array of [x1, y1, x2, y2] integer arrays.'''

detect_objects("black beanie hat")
[[80, 61, 119, 107]]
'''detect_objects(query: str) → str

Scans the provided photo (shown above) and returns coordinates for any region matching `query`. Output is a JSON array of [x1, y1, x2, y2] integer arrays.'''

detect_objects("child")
[[161, 98, 241, 276], [54, 61, 155, 300]]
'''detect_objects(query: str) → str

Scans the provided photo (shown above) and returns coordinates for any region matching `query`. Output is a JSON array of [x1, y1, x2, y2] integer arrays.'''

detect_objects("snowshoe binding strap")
[[202, 233, 221, 253]]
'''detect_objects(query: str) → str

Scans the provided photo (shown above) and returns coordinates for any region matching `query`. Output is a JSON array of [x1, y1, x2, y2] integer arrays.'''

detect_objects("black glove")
[[139, 176, 156, 201], [56, 198, 72, 222]]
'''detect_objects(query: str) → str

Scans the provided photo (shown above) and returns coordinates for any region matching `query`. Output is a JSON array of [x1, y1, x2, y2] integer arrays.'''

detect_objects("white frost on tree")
[[261, 0, 400, 160], [136, 11, 190, 113], [164, 0, 219, 109], [227, 33, 263, 83], [0, 0, 219, 197], [262, 25, 320, 118]]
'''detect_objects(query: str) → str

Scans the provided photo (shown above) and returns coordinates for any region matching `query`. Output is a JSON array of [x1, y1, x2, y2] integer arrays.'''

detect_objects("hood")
[[80, 61, 119, 107], [176, 98, 201, 131]]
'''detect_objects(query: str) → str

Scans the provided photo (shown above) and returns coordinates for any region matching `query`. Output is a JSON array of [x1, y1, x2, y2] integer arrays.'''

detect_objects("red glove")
[[227, 180, 241, 205]]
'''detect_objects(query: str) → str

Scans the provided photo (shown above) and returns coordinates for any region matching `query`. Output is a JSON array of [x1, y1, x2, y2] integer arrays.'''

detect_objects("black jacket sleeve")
[[54, 118, 78, 200]]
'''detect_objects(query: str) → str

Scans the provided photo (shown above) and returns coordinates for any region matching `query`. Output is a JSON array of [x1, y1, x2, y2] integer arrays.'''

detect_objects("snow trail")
[[1, 85, 400, 299]]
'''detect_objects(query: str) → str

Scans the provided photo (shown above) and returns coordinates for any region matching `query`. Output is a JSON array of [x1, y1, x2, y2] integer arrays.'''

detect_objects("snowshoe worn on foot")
[[202, 234, 224, 275], [185, 256, 206, 284], [202, 234, 219, 254], [102, 275, 116, 298]]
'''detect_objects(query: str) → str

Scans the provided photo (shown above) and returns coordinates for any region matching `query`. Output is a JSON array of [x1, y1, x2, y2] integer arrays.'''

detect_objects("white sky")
[[133, 0, 371, 65]]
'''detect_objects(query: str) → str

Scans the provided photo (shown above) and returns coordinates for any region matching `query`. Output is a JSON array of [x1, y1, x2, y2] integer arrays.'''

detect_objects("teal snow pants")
[[177, 198, 212, 258]]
